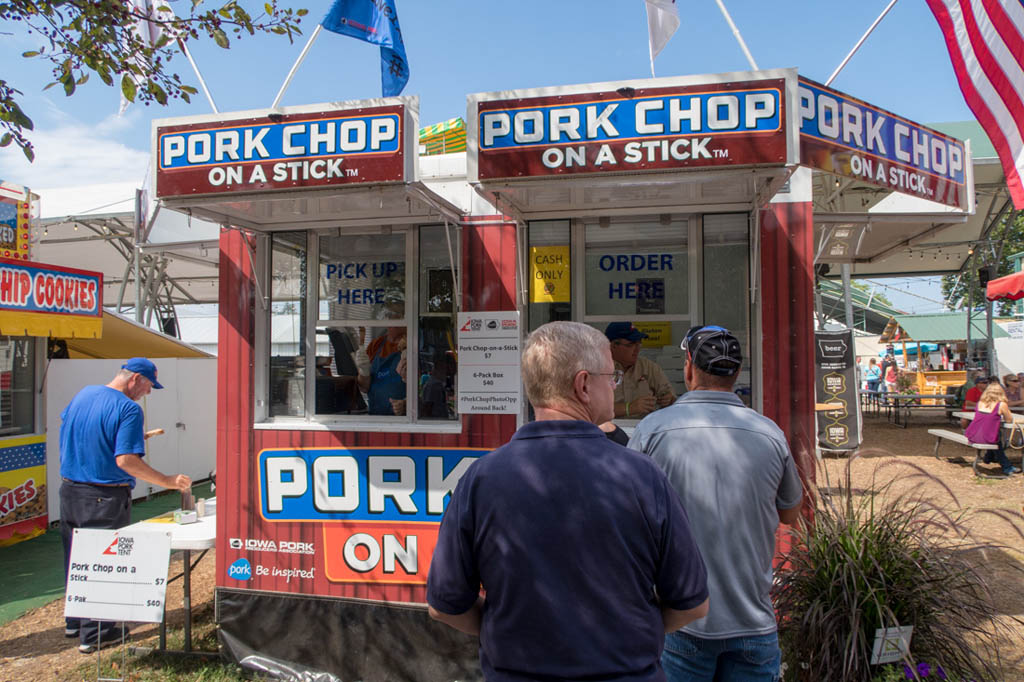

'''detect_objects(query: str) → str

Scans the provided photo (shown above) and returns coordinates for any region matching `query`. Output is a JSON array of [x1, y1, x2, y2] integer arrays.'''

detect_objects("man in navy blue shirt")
[[59, 358, 192, 653], [427, 322, 709, 681]]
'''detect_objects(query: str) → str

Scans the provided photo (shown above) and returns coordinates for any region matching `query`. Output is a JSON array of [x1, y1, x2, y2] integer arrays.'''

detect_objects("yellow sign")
[[530, 246, 570, 303], [635, 322, 671, 348]]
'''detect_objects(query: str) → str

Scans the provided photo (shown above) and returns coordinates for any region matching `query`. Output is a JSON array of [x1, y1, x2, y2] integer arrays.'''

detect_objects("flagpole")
[[825, 0, 899, 86], [272, 25, 323, 108], [177, 39, 219, 113], [712, 0, 758, 70]]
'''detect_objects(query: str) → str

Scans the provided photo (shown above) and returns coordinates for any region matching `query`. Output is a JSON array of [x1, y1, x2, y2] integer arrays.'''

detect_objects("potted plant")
[[774, 455, 1023, 681]]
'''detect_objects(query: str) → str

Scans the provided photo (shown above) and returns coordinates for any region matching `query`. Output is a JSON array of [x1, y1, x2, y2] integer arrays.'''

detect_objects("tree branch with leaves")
[[0, 0, 308, 161]]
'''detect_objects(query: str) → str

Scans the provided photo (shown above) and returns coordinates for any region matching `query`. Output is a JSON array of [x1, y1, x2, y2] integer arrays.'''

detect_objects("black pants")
[[60, 481, 132, 645]]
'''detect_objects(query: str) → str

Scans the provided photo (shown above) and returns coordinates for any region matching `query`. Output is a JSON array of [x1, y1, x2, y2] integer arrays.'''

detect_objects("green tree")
[[941, 211, 1024, 316], [0, 0, 308, 161]]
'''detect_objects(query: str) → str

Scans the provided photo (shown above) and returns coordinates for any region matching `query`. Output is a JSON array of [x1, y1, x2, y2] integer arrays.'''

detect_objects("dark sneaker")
[[78, 625, 129, 653], [64, 627, 79, 638], [1006, 466, 1022, 475]]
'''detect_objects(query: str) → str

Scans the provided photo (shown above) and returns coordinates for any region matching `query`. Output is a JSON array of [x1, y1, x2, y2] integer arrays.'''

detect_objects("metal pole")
[[825, 0, 899, 86], [966, 253, 973, 369], [177, 39, 218, 113], [712, 0, 758, 70], [841, 264, 855, 329], [272, 25, 322, 108], [134, 190, 144, 323]]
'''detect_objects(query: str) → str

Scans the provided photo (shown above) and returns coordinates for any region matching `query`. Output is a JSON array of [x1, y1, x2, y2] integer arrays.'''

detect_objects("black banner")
[[814, 330, 862, 450]]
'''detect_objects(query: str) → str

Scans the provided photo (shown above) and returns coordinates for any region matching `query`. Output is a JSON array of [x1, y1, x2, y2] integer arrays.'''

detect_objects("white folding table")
[[121, 511, 216, 654]]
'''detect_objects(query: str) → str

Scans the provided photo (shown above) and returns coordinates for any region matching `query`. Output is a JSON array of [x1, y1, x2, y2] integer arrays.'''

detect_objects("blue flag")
[[321, 0, 410, 97]]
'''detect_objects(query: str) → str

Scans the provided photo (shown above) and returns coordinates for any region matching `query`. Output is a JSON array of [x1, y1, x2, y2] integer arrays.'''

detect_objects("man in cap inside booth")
[[629, 325, 802, 681], [605, 321, 676, 419]]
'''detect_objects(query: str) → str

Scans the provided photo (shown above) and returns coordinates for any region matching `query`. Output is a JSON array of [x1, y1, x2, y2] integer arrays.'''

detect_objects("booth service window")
[[528, 213, 752, 412], [0, 337, 34, 436], [267, 226, 458, 424]]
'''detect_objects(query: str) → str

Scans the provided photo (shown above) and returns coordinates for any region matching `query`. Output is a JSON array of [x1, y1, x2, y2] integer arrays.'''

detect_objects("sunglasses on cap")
[[684, 324, 730, 349]]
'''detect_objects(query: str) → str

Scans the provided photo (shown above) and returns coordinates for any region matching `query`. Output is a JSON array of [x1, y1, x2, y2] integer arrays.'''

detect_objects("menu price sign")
[[457, 311, 521, 414], [65, 528, 171, 624]]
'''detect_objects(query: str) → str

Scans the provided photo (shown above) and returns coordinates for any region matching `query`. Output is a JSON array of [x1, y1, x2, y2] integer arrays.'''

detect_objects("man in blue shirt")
[[427, 321, 709, 681], [59, 357, 192, 653], [629, 326, 803, 682]]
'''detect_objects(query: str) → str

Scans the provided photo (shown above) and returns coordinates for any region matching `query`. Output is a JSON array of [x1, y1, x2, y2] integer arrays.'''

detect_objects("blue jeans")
[[662, 631, 781, 682]]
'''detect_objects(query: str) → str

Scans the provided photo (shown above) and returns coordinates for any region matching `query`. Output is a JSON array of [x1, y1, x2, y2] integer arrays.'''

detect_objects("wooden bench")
[[927, 429, 1003, 478]]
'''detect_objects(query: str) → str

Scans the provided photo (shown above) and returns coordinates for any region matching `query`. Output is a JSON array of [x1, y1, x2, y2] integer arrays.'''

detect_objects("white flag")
[[645, 0, 679, 77], [119, 0, 176, 116]]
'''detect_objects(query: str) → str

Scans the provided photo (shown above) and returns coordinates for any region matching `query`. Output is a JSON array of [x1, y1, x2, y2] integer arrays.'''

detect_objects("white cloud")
[[0, 107, 149, 190]]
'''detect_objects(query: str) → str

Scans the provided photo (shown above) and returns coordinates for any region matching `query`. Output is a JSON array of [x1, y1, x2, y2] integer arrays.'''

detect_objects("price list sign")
[[65, 528, 171, 624], [457, 311, 521, 414]]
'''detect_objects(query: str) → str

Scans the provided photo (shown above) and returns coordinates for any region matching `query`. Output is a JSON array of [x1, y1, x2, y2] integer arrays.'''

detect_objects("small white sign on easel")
[[65, 528, 171, 624], [870, 625, 913, 665]]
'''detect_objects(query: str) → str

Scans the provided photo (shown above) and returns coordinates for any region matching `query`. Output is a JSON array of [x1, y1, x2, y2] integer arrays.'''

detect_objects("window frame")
[[523, 211, 758, 426], [255, 224, 463, 433]]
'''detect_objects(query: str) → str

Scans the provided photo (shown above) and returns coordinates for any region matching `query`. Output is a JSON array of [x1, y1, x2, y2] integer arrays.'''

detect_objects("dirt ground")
[[0, 551, 217, 682], [1, 411, 1022, 681]]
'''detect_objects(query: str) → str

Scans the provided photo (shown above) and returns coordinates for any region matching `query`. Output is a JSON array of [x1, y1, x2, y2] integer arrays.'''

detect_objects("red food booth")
[[152, 69, 820, 676]]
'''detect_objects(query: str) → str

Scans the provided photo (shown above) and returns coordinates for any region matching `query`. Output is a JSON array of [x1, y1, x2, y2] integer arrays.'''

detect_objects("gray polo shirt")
[[628, 390, 802, 640]]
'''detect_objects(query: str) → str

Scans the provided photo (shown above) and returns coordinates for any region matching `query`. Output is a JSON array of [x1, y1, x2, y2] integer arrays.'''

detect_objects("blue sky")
[[0, 0, 975, 312]]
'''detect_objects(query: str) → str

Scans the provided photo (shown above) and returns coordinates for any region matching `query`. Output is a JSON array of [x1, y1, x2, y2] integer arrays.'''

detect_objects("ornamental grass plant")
[[773, 453, 1024, 681]]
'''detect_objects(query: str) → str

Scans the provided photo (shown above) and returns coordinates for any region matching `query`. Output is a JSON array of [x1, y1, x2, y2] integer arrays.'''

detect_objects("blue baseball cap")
[[605, 322, 648, 342], [121, 357, 164, 389]]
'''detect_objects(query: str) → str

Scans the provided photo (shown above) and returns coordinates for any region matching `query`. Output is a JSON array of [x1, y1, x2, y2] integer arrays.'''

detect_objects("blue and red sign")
[[798, 77, 968, 209], [471, 78, 790, 181], [0, 258, 101, 316], [154, 102, 410, 198], [258, 446, 485, 585]]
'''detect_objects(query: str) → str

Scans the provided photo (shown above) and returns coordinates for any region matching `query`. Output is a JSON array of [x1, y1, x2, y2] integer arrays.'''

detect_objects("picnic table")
[[952, 411, 1024, 427], [884, 393, 956, 428]]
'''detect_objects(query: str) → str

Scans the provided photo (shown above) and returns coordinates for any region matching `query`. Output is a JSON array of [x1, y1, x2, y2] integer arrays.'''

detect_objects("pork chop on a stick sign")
[[797, 78, 970, 210], [467, 69, 799, 182], [153, 98, 417, 198]]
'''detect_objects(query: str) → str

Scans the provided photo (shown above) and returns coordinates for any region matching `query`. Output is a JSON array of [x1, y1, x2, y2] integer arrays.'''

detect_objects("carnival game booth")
[[878, 312, 1007, 401], [0, 183, 104, 546], [151, 71, 821, 677]]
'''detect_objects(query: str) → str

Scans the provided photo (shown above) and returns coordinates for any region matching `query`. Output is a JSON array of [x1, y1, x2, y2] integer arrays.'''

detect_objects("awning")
[[0, 310, 102, 338], [64, 310, 210, 359], [986, 271, 1024, 301], [814, 122, 1013, 277], [419, 117, 466, 155], [159, 180, 465, 231], [879, 312, 1008, 343]]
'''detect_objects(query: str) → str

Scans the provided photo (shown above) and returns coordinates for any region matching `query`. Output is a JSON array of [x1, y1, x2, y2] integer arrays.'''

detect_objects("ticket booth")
[[154, 71, 818, 677]]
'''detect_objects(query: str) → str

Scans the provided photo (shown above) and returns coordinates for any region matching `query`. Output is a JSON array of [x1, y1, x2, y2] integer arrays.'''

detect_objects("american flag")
[[926, 0, 1024, 209], [0, 441, 45, 473]]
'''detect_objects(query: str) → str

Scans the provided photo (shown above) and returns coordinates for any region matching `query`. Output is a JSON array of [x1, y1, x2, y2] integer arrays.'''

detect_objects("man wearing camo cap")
[[629, 325, 803, 681]]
